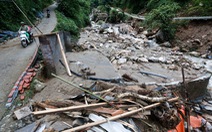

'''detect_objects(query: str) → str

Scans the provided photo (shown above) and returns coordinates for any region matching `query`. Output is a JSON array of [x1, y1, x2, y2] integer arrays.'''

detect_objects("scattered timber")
[[33, 102, 109, 115], [56, 33, 72, 76], [62, 97, 179, 132], [117, 93, 169, 102]]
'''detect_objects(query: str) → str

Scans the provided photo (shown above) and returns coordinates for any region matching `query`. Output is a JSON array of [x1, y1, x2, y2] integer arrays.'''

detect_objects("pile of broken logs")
[[14, 74, 184, 132], [13, 75, 212, 132]]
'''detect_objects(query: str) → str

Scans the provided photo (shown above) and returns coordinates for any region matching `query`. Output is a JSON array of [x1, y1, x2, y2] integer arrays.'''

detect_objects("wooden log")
[[62, 97, 179, 132], [96, 81, 151, 94], [44, 99, 83, 108], [35, 102, 57, 109], [33, 32, 58, 37], [32, 102, 109, 115], [117, 93, 168, 102], [87, 107, 117, 115], [93, 87, 115, 95], [56, 33, 72, 76]]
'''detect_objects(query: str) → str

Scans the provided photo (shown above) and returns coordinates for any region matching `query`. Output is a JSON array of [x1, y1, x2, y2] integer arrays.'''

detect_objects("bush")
[[113, 0, 147, 13], [57, 0, 90, 28], [108, 9, 126, 23], [144, 2, 180, 41], [147, 0, 173, 10], [186, 0, 212, 16], [54, 11, 79, 36]]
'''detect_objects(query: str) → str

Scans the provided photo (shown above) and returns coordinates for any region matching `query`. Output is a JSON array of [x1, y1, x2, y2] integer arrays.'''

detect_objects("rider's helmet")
[[20, 21, 25, 25]]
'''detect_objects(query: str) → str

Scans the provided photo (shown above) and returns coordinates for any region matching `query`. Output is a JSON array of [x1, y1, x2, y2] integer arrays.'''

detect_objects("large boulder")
[[156, 30, 167, 43]]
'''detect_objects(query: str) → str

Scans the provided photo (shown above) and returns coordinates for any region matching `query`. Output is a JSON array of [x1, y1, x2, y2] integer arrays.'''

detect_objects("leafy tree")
[[57, 0, 90, 28], [113, 0, 147, 13], [144, 2, 180, 41], [147, 0, 172, 10], [108, 9, 126, 23], [187, 0, 212, 15]]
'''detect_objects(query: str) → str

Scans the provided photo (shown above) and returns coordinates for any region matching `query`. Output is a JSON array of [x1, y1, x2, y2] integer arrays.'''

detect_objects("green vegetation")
[[55, 0, 91, 36], [94, 0, 212, 15], [186, 0, 212, 15], [0, 0, 52, 31], [0, 0, 91, 37], [0, 0, 211, 39], [54, 11, 79, 36], [108, 9, 127, 23], [144, 2, 180, 41], [91, 0, 211, 41], [114, 0, 147, 13]]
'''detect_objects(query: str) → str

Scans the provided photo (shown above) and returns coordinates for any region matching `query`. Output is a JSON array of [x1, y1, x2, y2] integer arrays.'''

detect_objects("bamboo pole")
[[181, 67, 191, 132], [33, 102, 108, 115], [62, 97, 179, 132], [56, 33, 72, 76], [33, 32, 58, 37], [12, 0, 43, 34], [51, 73, 110, 103]]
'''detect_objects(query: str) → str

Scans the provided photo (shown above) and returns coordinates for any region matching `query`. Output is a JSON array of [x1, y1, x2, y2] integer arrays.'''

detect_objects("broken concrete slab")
[[14, 106, 32, 120], [178, 73, 211, 100], [39, 32, 71, 78], [89, 113, 131, 132], [15, 122, 36, 132], [67, 51, 121, 81], [34, 79, 46, 92], [50, 121, 71, 131]]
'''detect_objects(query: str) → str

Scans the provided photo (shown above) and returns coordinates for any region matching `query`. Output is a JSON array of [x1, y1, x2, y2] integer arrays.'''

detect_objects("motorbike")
[[47, 9, 50, 18], [47, 12, 50, 18], [19, 31, 33, 48]]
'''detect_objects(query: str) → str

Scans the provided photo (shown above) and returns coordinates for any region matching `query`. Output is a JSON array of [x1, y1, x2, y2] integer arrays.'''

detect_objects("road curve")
[[0, 3, 57, 118]]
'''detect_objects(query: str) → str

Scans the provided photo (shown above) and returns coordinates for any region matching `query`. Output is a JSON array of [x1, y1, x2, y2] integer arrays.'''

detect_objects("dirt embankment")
[[175, 20, 212, 54]]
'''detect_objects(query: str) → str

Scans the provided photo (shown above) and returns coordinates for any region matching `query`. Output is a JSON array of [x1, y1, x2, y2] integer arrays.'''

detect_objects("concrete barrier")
[[38, 32, 70, 78]]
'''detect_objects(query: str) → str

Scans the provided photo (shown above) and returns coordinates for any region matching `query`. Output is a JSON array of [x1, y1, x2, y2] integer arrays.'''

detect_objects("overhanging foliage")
[[0, 0, 52, 31]]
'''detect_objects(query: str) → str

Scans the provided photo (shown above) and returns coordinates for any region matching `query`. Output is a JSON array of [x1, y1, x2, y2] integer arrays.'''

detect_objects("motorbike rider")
[[46, 9, 50, 18], [18, 22, 32, 39]]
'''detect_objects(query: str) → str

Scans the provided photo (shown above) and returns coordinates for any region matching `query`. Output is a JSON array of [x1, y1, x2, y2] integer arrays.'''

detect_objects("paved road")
[[0, 3, 57, 119]]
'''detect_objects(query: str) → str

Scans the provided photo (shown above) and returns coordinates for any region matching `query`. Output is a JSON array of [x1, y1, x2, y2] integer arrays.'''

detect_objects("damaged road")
[[1, 9, 212, 132]]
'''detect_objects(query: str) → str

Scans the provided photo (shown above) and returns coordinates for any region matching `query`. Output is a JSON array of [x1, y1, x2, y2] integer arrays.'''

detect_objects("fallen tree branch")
[[117, 93, 169, 102], [62, 97, 179, 132], [93, 87, 115, 95], [95, 81, 151, 95]]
